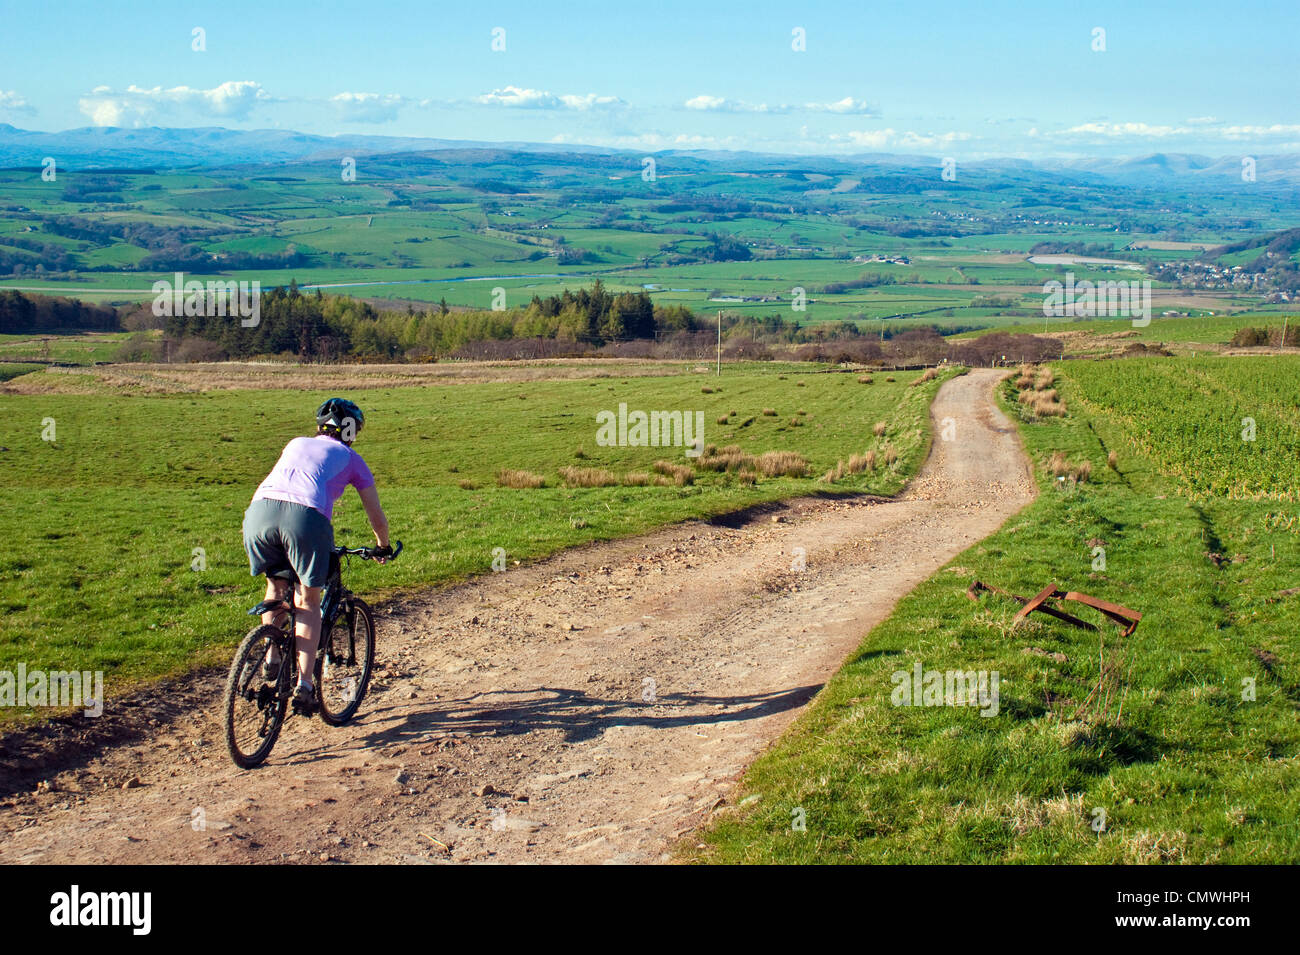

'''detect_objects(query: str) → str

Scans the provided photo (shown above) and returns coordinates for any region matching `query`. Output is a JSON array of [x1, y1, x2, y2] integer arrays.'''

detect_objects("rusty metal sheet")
[[1062, 591, 1142, 629], [1012, 584, 1063, 627], [969, 579, 1142, 636]]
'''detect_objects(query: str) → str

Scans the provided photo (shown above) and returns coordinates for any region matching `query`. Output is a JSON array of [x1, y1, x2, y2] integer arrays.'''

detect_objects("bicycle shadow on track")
[[279, 683, 822, 766]]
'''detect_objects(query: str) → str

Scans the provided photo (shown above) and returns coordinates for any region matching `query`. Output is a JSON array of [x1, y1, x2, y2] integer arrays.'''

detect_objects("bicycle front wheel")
[[317, 597, 375, 726], [223, 625, 289, 768]]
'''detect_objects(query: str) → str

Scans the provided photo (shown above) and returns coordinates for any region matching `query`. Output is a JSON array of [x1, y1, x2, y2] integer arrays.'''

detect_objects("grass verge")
[[687, 357, 1299, 864]]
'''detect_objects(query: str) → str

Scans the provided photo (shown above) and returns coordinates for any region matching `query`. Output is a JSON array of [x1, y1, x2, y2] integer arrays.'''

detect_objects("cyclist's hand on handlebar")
[[371, 543, 395, 563]]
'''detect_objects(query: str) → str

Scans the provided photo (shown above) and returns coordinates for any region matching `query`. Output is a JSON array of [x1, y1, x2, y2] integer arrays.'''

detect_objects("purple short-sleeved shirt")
[[252, 435, 375, 520]]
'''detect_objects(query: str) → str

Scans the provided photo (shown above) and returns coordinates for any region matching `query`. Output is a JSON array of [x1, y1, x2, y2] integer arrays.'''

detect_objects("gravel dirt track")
[[0, 368, 1034, 864]]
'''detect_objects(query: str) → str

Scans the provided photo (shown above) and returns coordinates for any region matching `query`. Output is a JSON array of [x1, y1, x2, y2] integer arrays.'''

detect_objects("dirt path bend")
[[0, 368, 1034, 865]]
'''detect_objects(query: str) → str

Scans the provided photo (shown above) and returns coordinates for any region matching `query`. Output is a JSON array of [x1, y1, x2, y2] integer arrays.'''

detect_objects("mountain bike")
[[222, 541, 402, 768]]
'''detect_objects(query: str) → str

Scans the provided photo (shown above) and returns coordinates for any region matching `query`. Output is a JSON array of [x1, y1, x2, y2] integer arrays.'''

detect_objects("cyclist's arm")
[[357, 483, 390, 549]]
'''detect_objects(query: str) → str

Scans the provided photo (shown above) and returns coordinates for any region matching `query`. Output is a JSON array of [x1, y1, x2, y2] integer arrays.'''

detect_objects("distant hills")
[[2, 123, 1300, 188], [0, 124, 607, 170]]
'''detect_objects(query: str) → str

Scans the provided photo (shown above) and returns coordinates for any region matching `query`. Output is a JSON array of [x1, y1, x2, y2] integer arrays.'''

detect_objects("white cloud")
[[0, 90, 35, 116], [78, 81, 270, 126], [1059, 120, 1300, 141], [1217, 123, 1300, 140], [898, 130, 972, 148], [805, 97, 878, 115], [330, 92, 408, 124], [685, 94, 877, 116], [1062, 121, 1186, 138], [839, 128, 894, 148], [833, 128, 971, 150], [684, 95, 772, 112], [547, 130, 740, 151], [557, 92, 624, 110], [475, 86, 623, 110]]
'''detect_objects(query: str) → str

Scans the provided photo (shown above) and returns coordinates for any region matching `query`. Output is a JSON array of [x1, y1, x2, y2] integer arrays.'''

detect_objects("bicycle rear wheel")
[[223, 625, 289, 768], [317, 597, 375, 726]]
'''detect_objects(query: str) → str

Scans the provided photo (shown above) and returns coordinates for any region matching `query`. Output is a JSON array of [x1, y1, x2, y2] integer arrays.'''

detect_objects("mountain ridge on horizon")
[[2, 123, 1299, 188]]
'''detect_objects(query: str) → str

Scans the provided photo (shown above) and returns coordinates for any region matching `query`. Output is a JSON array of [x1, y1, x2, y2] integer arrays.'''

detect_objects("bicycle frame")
[[246, 547, 369, 690]]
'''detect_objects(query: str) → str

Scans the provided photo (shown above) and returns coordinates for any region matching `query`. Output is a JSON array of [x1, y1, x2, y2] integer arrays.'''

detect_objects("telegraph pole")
[[717, 310, 721, 375]]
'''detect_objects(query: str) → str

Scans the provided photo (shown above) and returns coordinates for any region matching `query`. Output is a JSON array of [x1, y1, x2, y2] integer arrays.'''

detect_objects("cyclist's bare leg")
[[261, 576, 291, 666], [261, 576, 291, 627], [293, 584, 323, 689]]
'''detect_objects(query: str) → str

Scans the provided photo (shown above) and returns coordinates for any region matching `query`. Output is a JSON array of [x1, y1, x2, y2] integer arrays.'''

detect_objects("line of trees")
[[0, 288, 120, 333], [151, 280, 1064, 367], [160, 280, 704, 361]]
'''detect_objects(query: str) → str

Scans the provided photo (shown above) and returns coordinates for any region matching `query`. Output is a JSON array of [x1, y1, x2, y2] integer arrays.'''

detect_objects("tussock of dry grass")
[[716, 415, 730, 425], [622, 471, 651, 486], [496, 468, 545, 489], [559, 466, 620, 488], [820, 450, 875, 483], [696, 444, 754, 472], [755, 450, 809, 478], [652, 460, 695, 486], [884, 444, 898, 467], [910, 367, 939, 386], [457, 478, 480, 490], [820, 460, 846, 483], [847, 451, 876, 474], [873, 421, 888, 437], [1107, 450, 1119, 470], [858, 375, 874, 384], [1033, 395, 1067, 417], [1022, 387, 1067, 417], [1046, 451, 1091, 482], [762, 408, 778, 416], [1035, 366, 1056, 391]]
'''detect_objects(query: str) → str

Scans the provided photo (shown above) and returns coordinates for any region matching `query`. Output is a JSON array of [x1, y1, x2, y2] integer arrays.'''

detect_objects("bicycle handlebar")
[[336, 540, 403, 561]]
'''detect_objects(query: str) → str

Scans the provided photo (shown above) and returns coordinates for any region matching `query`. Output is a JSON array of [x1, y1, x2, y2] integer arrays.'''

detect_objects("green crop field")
[[4, 150, 1297, 338], [690, 355, 1300, 863], [0, 363, 951, 724]]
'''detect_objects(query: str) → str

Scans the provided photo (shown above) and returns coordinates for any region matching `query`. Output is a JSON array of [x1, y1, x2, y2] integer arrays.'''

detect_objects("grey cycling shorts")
[[243, 497, 334, 588]]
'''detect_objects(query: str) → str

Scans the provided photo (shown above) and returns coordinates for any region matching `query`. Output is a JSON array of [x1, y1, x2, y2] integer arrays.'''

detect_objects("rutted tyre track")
[[0, 369, 1034, 864]]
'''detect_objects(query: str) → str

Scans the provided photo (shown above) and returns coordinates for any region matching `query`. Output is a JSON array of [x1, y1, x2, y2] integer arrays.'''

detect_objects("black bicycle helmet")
[[315, 397, 364, 444]]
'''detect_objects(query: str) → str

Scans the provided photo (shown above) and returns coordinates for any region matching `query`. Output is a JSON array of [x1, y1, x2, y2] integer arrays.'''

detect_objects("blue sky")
[[2, 0, 1297, 158]]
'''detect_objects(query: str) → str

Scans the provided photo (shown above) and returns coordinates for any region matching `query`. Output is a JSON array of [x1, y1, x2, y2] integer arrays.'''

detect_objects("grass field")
[[0, 331, 129, 364], [0, 362, 952, 724], [951, 311, 1298, 350], [4, 156, 1293, 330], [689, 355, 1300, 863]]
